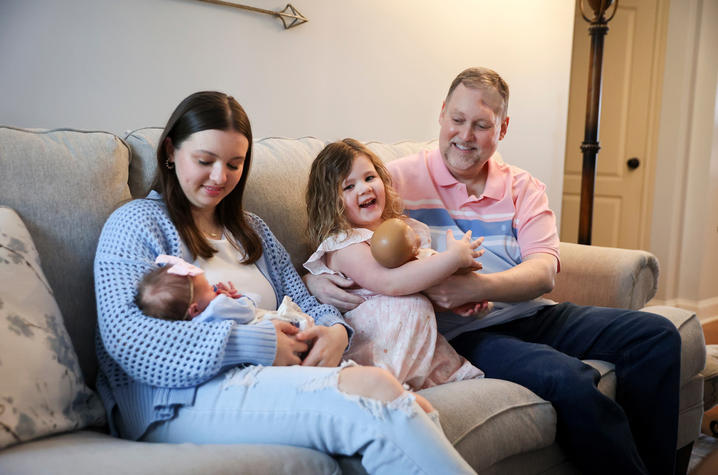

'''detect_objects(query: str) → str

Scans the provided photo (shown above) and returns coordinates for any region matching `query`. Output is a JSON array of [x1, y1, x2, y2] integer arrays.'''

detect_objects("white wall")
[[0, 0, 575, 212], [650, 0, 718, 320]]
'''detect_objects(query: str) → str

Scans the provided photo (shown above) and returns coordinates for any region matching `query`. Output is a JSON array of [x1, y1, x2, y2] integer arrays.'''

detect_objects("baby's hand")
[[445, 229, 484, 270], [214, 281, 241, 298]]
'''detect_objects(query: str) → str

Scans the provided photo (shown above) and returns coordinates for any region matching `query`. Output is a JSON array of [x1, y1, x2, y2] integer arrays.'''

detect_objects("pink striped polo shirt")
[[387, 148, 560, 337]]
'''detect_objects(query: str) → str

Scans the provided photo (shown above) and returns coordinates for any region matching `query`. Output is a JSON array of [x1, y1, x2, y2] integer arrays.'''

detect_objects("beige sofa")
[[0, 126, 706, 474]]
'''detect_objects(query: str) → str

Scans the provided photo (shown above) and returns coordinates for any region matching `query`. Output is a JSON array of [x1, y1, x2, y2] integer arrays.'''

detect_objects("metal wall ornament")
[[576, 0, 618, 245], [197, 0, 308, 29]]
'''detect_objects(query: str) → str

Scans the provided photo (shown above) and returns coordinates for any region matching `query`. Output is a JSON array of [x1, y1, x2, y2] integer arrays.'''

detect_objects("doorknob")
[[627, 157, 640, 170]]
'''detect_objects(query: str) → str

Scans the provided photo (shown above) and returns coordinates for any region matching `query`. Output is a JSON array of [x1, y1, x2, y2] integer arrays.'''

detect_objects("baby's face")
[[192, 274, 216, 313]]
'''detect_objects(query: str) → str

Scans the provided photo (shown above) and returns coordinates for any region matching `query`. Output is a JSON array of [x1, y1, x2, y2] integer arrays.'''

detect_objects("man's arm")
[[422, 253, 557, 309], [303, 273, 364, 313]]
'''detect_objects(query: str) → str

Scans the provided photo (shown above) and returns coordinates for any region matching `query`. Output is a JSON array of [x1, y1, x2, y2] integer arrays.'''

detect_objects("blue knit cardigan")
[[94, 192, 350, 440]]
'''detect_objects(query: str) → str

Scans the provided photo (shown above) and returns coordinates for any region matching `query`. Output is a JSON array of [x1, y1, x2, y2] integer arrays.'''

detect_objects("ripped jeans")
[[142, 362, 475, 475]]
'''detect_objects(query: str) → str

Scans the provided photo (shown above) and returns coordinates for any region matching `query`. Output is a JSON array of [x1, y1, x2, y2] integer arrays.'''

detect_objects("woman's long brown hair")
[[154, 91, 262, 262]]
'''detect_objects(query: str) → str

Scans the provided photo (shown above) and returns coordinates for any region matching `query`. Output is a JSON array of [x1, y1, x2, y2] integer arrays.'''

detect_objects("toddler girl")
[[137, 255, 313, 328], [304, 138, 485, 390]]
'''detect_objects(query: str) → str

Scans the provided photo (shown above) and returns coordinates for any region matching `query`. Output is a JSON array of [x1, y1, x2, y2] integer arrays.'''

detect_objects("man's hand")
[[424, 253, 558, 309], [424, 272, 480, 310], [303, 273, 364, 313], [451, 300, 493, 317], [271, 320, 309, 366], [297, 324, 348, 367]]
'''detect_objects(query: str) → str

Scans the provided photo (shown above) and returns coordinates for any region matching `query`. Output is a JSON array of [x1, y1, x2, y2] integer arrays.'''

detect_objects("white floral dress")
[[304, 222, 483, 390]]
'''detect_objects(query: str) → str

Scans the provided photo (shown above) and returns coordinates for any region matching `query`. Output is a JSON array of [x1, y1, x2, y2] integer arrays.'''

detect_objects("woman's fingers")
[[272, 321, 307, 366], [298, 325, 346, 367]]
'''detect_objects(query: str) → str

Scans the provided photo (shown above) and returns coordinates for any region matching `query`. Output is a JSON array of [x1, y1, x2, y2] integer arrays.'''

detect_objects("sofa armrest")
[[543, 242, 659, 310]]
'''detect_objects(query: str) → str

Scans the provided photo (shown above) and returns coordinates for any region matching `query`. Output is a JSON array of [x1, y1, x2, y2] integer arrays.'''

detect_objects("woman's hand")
[[302, 273, 364, 312], [272, 320, 309, 366], [297, 324, 348, 367]]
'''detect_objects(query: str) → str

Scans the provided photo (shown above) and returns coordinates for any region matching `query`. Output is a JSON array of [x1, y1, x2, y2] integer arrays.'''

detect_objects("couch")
[[0, 125, 707, 474]]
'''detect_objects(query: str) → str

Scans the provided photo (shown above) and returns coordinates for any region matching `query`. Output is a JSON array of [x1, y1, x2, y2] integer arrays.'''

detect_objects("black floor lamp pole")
[[578, 0, 618, 245]]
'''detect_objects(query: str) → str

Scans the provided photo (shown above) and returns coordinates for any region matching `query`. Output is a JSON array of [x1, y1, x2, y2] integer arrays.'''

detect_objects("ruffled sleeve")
[[303, 228, 374, 277]]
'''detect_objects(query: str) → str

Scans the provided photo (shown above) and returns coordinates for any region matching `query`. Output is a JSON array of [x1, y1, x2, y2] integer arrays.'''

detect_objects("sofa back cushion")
[[0, 126, 132, 383], [124, 127, 162, 200], [124, 129, 437, 268]]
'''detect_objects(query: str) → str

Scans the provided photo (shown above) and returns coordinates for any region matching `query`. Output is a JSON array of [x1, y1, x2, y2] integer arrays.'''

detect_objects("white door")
[[561, 0, 668, 249]]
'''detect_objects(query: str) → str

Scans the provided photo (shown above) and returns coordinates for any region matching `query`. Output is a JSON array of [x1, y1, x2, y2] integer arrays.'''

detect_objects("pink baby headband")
[[155, 255, 204, 276]]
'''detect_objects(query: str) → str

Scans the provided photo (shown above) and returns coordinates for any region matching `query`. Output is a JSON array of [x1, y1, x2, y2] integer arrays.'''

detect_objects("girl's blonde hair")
[[306, 138, 404, 249]]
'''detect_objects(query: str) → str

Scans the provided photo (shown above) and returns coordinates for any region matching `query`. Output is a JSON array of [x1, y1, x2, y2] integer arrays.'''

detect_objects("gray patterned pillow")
[[0, 207, 105, 449]]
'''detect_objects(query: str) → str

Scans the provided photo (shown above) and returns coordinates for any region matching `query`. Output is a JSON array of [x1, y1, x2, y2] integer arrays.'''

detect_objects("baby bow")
[[155, 255, 205, 276]]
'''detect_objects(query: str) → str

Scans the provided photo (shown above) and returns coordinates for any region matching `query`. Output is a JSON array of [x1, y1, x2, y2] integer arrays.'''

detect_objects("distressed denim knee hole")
[[221, 365, 264, 390], [330, 362, 421, 420]]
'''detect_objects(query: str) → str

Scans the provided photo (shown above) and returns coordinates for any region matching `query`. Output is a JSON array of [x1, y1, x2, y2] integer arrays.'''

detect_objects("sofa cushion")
[[420, 378, 556, 472], [365, 139, 438, 163], [0, 430, 341, 475], [246, 136, 326, 267], [643, 305, 705, 386], [123, 134, 454, 270], [0, 207, 105, 449], [703, 344, 718, 411], [123, 133, 445, 269], [546, 243, 659, 309], [124, 129, 326, 269], [124, 127, 163, 200], [584, 359, 617, 399], [0, 127, 132, 383]]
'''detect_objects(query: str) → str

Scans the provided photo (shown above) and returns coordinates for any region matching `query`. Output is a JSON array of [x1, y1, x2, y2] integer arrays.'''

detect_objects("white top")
[[194, 236, 278, 311]]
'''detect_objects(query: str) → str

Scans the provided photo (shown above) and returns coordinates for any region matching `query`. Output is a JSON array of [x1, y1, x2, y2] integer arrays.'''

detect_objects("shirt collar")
[[428, 148, 503, 201]]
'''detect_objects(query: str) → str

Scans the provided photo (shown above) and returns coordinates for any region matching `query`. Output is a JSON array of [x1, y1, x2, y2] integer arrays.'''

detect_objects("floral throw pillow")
[[0, 207, 105, 449]]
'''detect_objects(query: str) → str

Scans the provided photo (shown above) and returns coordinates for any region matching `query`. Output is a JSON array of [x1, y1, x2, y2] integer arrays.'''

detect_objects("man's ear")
[[499, 116, 510, 140], [438, 101, 447, 124], [187, 302, 201, 318]]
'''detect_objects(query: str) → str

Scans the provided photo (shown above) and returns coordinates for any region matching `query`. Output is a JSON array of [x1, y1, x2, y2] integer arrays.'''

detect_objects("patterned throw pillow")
[[0, 207, 105, 449]]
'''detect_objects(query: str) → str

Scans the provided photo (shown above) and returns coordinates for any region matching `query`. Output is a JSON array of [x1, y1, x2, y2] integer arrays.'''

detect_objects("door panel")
[[561, 0, 665, 249]]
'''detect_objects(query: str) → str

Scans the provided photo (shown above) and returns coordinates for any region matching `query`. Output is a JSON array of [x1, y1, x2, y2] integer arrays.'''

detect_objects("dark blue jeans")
[[450, 303, 681, 475]]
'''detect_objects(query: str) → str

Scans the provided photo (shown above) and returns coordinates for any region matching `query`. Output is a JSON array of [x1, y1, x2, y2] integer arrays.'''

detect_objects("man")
[[306, 67, 681, 475]]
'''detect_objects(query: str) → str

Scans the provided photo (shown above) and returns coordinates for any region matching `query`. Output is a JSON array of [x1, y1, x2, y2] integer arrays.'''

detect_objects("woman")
[[94, 91, 474, 474]]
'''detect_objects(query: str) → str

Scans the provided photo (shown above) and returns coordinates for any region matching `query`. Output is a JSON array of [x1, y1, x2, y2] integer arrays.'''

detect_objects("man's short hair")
[[446, 67, 510, 118]]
